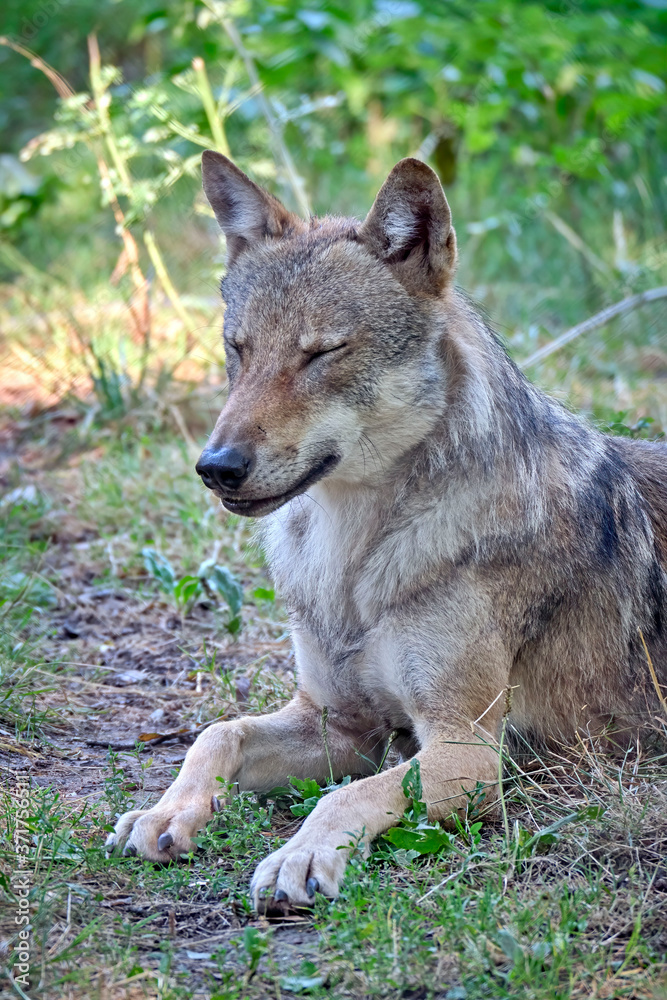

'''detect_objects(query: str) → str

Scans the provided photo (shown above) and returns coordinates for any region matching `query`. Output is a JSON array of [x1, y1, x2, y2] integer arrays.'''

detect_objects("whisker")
[[358, 438, 368, 477], [300, 490, 333, 527], [361, 432, 385, 473]]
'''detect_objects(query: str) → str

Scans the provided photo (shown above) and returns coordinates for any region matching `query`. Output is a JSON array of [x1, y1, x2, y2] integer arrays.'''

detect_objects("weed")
[[142, 546, 244, 631]]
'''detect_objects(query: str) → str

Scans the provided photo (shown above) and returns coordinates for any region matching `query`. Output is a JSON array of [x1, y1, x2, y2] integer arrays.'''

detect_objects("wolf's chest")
[[262, 500, 375, 631], [261, 503, 416, 724]]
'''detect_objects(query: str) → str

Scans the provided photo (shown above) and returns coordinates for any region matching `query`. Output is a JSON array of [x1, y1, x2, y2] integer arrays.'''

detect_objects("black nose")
[[196, 446, 254, 492]]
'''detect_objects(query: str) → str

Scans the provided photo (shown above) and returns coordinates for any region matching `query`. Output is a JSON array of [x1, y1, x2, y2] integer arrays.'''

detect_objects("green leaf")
[[242, 926, 267, 973], [402, 758, 422, 802], [173, 575, 202, 610], [523, 805, 605, 855], [290, 797, 321, 817], [226, 614, 242, 636], [141, 548, 176, 591], [198, 559, 243, 617], [384, 823, 453, 856], [0, 572, 56, 609], [289, 777, 321, 797], [280, 975, 325, 994], [496, 928, 525, 964], [285, 776, 332, 817]]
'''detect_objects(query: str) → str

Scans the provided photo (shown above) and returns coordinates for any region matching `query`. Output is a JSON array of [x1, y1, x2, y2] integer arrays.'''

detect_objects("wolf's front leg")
[[107, 692, 376, 862], [251, 722, 502, 910]]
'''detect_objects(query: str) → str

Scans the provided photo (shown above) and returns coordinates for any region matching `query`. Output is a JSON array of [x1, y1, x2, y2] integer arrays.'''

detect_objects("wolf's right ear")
[[359, 158, 457, 295], [201, 151, 299, 264]]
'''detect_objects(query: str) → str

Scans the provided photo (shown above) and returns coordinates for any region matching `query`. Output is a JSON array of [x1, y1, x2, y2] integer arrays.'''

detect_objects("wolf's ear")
[[201, 151, 299, 264], [359, 158, 457, 295]]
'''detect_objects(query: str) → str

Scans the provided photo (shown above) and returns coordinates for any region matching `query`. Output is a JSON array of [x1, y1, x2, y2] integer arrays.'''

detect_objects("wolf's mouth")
[[220, 453, 340, 517]]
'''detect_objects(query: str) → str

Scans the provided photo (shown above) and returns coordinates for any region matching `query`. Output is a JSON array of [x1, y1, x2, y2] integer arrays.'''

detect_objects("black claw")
[[258, 887, 269, 900], [211, 795, 222, 813], [123, 844, 137, 857], [157, 832, 174, 852], [306, 877, 319, 898], [274, 889, 288, 902]]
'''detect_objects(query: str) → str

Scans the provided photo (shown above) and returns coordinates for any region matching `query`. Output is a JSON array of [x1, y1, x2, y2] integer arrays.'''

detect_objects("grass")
[[1, 378, 667, 1000], [1, 11, 666, 993]]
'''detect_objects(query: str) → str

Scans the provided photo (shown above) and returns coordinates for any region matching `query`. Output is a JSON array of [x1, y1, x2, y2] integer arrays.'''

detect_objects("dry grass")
[[1, 385, 667, 999]]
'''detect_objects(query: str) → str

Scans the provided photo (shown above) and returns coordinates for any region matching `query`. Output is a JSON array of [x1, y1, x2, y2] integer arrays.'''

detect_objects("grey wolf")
[[107, 152, 667, 911]]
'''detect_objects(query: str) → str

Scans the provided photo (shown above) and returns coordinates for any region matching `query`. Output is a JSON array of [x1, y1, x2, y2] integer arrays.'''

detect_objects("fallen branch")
[[85, 714, 229, 751], [520, 286, 667, 369]]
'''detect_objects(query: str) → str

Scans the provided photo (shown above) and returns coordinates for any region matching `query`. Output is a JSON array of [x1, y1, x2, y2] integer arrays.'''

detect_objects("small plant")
[[265, 774, 352, 819], [253, 586, 275, 603], [513, 804, 606, 863], [381, 759, 458, 857], [241, 926, 268, 978], [90, 351, 130, 421], [103, 749, 136, 818], [0, 571, 57, 610], [142, 547, 243, 632], [598, 409, 663, 439]]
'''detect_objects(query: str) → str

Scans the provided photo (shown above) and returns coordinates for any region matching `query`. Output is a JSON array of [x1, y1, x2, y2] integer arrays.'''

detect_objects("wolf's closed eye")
[[306, 342, 348, 365]]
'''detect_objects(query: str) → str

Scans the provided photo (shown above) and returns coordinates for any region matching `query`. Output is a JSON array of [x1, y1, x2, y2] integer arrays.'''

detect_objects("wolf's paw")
[[250, 832, 350, 913], [105, 794, 221, 862]]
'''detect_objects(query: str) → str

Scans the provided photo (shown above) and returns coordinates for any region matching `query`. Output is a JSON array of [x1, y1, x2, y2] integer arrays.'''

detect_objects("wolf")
[[107, 152, 667, 911]]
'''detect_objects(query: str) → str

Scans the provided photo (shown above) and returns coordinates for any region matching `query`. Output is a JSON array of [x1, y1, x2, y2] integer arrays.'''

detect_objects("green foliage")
[[598, 408, 664, 438], [141, 546, 178, 591], [2, 0, 665, 310], [514, 804, 606, 860], [280, 963, 326, 995], [90, 352, 131, 421], [0, 153, 48, 231], [265, 774, 353, 818], [198, 557, 244, 628], [241, 926, 268, 975], [286, 776, 325, 817], [141, 546, 243, 630], [381, 759, 460, 856], [0, 570, 56, 609]]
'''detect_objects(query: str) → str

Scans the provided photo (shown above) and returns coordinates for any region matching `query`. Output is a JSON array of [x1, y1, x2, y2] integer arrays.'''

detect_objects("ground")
[[1, 386, 667, 1000]]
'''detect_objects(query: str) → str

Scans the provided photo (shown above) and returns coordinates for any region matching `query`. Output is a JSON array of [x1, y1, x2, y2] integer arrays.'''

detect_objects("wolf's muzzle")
[[196, 445, 254, 492]]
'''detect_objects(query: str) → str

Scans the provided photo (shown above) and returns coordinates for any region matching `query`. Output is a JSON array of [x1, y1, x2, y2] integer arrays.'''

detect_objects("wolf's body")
[[108, 154, 667, 911]]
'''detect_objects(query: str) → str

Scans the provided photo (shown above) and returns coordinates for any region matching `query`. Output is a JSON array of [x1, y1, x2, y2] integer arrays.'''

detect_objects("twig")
[[321, 706, 334, 785], [376, 730, 398, 774], [498, 686, 513, 845], [416, 860, 484, 904], [544, 210, 610, 278], [143, 230, 198, 350], [87, 34, 132, 192], [192, 56, 231, 157], [520, 286, 667, 368], [85, 715, 229, 751], [0, 36, 73, 98], [203, 4, 311, 217], [638, 627, 667, 719]]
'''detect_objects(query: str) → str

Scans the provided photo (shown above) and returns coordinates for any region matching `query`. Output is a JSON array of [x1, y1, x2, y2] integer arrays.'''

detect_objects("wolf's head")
[[196, 153, 457, 516]]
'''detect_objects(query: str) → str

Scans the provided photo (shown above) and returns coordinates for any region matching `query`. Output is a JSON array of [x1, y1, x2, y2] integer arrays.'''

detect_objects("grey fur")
[[109, 154, 667, 909]]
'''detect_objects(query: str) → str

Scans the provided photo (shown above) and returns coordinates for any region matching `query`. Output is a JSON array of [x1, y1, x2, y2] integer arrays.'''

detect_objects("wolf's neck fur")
[[263, 291, 582, 625]]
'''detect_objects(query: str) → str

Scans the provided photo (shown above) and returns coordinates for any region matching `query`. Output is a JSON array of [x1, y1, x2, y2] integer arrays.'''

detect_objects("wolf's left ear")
[[359, 158, 457, 295], [201, 151, 300, 265]]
